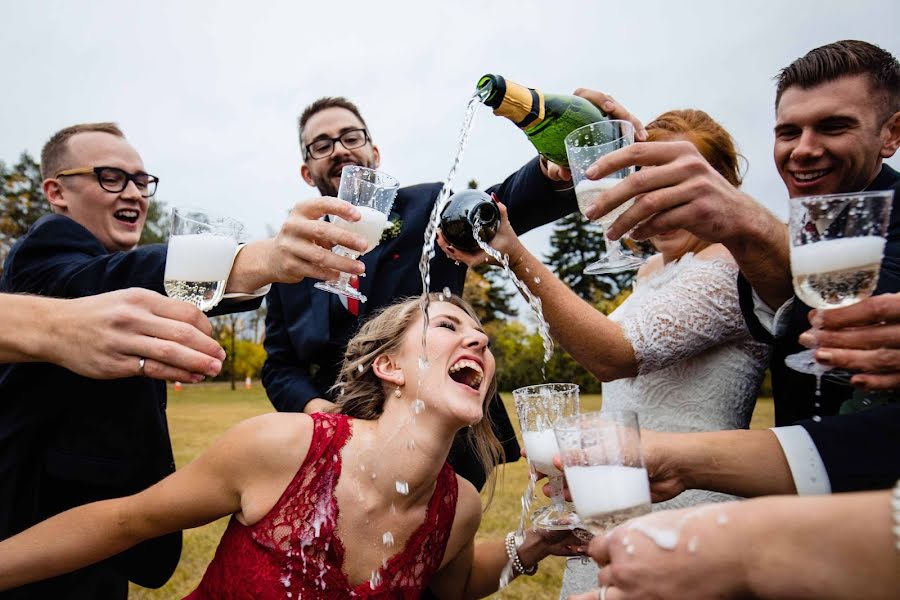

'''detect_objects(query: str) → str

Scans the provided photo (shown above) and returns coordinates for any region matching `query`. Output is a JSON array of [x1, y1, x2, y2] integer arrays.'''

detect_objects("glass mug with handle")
[[164, 207, 243, 312]]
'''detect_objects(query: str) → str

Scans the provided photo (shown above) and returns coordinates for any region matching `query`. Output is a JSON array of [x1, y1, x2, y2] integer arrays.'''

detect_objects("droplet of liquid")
[[395, 480, 410, 495], [687, 535, 699, 553], [369, 570, 382, 590], [812, 415, 822, 422], [418, 357, 429, 371], [406, 438, 416, 450], [383, 531, 394, 547], [716, 513, 729, 526], [625, 544, 635, 555], [442, 286, 452, 300], [357, 364, 364, 373], [533, 277, 541, 284], [413, 399, 425, 414]]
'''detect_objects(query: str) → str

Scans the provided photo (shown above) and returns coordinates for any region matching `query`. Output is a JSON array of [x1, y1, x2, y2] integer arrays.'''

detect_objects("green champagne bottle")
[[476, 74, 607, 168]]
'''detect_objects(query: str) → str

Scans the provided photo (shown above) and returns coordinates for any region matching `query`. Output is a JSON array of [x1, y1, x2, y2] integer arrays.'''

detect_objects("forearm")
[[667, 429, 796, 497], [0, 295, 51, 363], [745, 492, 899, 599], [464, 534, 546, 599], [225, 239, 276, 294], [508, 246, 638, 380], [0, 498, 142, 591], [725, 206, 793, 310]]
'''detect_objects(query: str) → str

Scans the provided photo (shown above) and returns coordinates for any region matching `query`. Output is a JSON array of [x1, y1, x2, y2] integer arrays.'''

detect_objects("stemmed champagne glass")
[[553, 410, 651, 534], [565, 120, 644, 274], [513, 383, 580, 530], [164, 207, 243, 312], [314, 165, 399, 302], [784, 190, 893, 374]]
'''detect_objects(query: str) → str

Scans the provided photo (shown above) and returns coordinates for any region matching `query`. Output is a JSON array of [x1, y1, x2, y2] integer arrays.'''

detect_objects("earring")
[[394, 387, 402, 398]]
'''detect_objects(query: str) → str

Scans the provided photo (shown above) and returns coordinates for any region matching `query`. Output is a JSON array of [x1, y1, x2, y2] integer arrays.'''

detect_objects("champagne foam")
[[522, 430, 562, 476], [333, 206, 388, 253], [165, 234, 237, 281], [566, 465, 651, 516], [791, 236, 885, 275]]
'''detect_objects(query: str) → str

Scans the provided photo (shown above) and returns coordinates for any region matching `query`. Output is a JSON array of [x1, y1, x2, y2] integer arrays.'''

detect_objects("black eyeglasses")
[[304, 128, 370, 160], [55, 166, 159, 198]]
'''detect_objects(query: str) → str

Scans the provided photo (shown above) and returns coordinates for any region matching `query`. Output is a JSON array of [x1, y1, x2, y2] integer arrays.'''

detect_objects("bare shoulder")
[[695, 243, 736, 265], [217, 412, 315, 475], [636, 253, 664, 280]]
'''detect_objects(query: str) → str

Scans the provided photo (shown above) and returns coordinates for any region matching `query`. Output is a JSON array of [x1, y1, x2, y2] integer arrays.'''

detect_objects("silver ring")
[[598, 585, 609, 600], [137, 357, 146, 377]]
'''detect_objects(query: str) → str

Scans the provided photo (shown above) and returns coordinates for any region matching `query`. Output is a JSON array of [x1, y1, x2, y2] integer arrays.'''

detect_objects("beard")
[[310, 155, 376, 197]]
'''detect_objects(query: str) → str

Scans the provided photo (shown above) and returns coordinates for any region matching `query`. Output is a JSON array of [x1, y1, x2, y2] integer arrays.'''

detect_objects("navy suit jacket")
[[264, 158, 577, 489], [0, 214, 261, 598], [738, 164, 900, 491]]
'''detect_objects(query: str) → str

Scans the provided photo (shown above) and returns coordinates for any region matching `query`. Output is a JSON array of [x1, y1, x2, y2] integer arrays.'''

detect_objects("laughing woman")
[[0, 294, 576, 599]]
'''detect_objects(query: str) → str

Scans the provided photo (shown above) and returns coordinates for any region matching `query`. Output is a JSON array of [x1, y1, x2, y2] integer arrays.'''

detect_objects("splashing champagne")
[[164, 234, 238, 312], [790, 236, 886, 309]]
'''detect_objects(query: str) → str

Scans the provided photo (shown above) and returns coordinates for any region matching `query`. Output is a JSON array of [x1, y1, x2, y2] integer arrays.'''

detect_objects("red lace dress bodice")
[[183, 412, 459, 599]]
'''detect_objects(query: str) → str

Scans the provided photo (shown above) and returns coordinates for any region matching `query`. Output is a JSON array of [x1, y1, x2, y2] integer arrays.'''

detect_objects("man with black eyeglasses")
[[263, 96, 586, 491], [0, 121, 372, 599]]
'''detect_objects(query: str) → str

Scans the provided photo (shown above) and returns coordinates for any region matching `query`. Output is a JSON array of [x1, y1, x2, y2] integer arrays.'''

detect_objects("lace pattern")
[[560, 254, 769, 599]]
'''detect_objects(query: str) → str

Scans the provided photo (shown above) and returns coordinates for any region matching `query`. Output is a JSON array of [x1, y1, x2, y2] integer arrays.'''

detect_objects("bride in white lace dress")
[[440, 108, 769, 598]]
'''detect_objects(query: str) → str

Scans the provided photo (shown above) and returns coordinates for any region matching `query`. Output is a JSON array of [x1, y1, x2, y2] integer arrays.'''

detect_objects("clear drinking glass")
[[565, 120, 643, 274], [784, 190, 893, 374], [513, 383, 580, 530], [164, 207, 243, 312], [553, 410, 651, 534], [313, 165, 399, 302]]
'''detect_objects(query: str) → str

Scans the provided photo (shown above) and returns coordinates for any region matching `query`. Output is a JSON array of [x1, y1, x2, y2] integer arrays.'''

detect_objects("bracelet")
[[504, 531, 538, 576], [892, 479, 900, 552]]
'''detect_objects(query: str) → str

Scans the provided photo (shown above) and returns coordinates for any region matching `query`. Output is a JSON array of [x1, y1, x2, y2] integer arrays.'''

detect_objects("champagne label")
[[495, 80, 545, 129]]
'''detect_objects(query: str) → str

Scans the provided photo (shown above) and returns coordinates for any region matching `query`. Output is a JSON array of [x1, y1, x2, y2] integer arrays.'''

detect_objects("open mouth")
[[114, 209, 140, 224], [448, 358, 484, 391], [329, 161, 358, 178]]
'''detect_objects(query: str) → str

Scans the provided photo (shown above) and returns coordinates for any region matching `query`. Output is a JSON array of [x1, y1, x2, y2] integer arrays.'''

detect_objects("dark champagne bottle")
[[476, 74, 608, 167], [439, 190, 500, 252]]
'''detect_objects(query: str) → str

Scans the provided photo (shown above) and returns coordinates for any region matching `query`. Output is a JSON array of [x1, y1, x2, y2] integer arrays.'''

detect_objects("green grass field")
[[130, 382, 775, 599]]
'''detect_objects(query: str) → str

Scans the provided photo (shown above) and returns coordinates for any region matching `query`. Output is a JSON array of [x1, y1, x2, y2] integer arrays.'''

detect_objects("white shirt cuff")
[[770, 425, 831, 495], [221, 243, 271, 301], [751, 288, 794, 337]]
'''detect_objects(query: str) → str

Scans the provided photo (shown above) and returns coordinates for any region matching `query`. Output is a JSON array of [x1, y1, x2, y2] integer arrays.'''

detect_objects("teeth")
[[448, 359, 482, 375], [794, 169, 829, 181], [115, 209, 139, 218]]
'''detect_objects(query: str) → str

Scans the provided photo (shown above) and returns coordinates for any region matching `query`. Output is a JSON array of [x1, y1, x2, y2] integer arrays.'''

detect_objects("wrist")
[[504, 531, 539, 576], [228, 239, 275, 291], [30, 297, 64, 363]]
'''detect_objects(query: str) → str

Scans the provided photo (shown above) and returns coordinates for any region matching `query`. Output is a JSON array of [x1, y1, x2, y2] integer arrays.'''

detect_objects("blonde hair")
[[332, 294, 503, 505], [40, 122, 125, 180]]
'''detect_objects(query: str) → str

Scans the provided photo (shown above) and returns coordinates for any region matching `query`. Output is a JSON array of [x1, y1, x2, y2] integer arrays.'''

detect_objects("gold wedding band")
[[138, 357, 146, 377], [598, 585, 609, 600]]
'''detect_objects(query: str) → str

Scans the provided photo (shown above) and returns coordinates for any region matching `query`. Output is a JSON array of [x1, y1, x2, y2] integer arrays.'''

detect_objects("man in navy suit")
[[263, 97, 582, 490], [0, 122, 370, 599]]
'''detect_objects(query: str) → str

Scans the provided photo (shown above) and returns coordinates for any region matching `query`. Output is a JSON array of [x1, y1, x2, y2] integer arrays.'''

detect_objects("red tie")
[[347, 277, 360, 316]]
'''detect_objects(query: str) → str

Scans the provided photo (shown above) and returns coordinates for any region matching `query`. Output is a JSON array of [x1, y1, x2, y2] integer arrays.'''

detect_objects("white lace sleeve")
[[620, 258, 748, 375]]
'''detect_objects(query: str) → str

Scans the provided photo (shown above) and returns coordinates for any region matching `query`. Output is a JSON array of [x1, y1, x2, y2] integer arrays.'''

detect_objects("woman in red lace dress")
[[0, 294, 577, 598]]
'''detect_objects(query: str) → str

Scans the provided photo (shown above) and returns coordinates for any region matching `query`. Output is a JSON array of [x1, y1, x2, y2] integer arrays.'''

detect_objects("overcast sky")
[[3, 0, 898, 267]]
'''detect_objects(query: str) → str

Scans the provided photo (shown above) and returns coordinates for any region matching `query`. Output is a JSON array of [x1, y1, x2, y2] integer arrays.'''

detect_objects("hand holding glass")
[[513, 383, 580, 530], [313, 165, 399, 302], [553, 410, 651, 534], [164, 207, 243, 312], [784, 190, 893, 374], [565, 120, 643, 274]]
